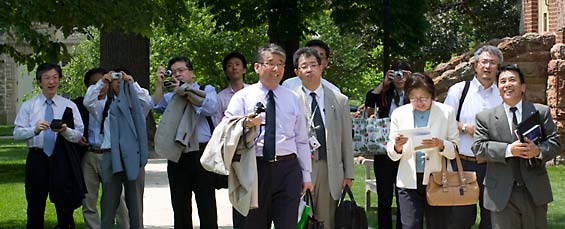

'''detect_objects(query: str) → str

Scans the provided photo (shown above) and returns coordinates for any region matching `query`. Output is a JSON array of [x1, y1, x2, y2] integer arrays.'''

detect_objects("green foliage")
[[150, 1, 268, 91], [0, 0, 191, 70], [330, 0, 430, 60], [59, 29, 101, 99], [423, 0, 521, 65]]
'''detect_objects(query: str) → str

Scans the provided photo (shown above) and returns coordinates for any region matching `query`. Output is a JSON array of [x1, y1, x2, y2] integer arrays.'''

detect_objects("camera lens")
[[393, 71, 404, 80], [165, 69, 173, 76]]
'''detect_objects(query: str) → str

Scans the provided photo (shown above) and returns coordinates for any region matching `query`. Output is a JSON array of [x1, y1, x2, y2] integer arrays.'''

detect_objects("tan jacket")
[[201, 116, 258, 216], [154, 85, 200, 162]]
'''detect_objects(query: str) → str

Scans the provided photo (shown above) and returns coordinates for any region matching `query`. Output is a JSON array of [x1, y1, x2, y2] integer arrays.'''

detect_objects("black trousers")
[[449, 159, 491, 229], [397, 173, 450, 229], [26, 148, 75, 229], [167, 143, 217, 229], [373, 154, 402, 229], [245, 157, 302, 229]]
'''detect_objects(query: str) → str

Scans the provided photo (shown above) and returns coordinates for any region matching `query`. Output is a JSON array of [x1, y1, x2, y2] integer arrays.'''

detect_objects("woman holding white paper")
[[386, 72, 459, 229]]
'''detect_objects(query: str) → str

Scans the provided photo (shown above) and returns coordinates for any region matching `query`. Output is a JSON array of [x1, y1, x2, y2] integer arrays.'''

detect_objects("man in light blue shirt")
[[225, 43, 313, 228], [153, 56, 219, 228]]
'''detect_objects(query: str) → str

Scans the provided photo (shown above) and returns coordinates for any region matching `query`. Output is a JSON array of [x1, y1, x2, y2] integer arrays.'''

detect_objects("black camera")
[[393, 71, 404, 80], [50, 119, 63, 130], [254, 102, 266, 115]]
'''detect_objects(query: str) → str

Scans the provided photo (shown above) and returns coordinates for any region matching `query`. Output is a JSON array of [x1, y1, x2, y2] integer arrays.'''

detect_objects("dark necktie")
[[509, 106, 524, 183], [310, 92, 327, 160], [44, 99, 56, 156], [510, 107, 518, 141], [263, 90, 276, 161]]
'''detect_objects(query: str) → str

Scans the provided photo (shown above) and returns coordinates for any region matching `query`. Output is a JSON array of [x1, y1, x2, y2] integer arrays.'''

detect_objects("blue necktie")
[[44, 99, 56, 156], [263, 90, 276, 161], [310, 92, 327, 160]]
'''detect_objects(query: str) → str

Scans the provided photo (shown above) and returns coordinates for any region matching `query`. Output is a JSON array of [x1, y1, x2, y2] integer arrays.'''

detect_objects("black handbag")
[[335, 185, 368, 229], [302, 189, 324, 229]]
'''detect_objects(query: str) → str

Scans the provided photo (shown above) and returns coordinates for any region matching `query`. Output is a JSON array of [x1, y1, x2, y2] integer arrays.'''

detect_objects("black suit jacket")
[[49, 107, 86, 210]]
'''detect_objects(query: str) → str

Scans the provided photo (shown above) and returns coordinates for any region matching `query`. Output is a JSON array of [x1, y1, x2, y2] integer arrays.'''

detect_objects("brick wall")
[[524, 0, 540, 33]]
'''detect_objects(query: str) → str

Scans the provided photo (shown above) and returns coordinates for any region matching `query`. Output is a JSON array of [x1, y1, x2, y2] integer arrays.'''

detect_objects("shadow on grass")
[[0, 220, 85, 228], [0, 162, 25, 184]]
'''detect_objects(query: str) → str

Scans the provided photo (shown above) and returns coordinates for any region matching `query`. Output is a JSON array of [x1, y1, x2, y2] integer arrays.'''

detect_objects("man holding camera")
[[73, 67, 129, 228], [153, 57, 219, 228], [14, 63, 85, 228], [84, 69, 151, 228]]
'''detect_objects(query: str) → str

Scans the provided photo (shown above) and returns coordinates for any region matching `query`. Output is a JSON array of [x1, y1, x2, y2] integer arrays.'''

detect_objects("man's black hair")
[[83, 67, 107, 87], [497, 64, 525, 84], [168, 56, 194, 71], [36, 63, 63, 81], [305, 40, 330, 58]]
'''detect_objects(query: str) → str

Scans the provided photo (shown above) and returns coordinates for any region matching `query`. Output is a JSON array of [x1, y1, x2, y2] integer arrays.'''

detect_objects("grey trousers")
[[312, 159, 337, 229], [100, 153, 145, 229], [81, 151, 129, 229], [491, 186, 547, 229]]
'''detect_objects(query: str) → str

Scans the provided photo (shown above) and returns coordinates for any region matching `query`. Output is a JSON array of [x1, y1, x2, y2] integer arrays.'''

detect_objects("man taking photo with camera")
[[153, 57, 220, 228]]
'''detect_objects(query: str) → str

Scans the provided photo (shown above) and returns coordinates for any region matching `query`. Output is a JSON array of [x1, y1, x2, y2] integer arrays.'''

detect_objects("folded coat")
[[201, 116, 258, 216]]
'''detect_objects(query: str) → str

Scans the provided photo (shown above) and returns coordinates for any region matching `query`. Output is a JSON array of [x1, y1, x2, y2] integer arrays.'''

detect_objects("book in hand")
[[515, 111, 542, 144]]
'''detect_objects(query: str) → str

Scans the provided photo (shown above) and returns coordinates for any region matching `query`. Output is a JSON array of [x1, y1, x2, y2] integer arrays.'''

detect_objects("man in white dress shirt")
[[444, 45, 504, 228], [14, 63, 84, 228], [282, 39, 340, 92]]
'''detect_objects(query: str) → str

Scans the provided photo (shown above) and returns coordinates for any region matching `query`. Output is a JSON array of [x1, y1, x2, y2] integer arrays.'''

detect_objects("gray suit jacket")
[[472, 100, 561, 211], [295, 86, 355, 200], [110, 81, 149, 180]]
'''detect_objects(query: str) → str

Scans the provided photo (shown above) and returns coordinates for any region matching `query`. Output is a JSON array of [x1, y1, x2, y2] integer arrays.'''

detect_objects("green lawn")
[[0, 137, 564, 228], [0, 125, 14, 136]]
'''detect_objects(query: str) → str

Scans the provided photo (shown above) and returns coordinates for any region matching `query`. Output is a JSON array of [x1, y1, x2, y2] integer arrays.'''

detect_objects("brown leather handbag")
[[426, 150, 480, 206]]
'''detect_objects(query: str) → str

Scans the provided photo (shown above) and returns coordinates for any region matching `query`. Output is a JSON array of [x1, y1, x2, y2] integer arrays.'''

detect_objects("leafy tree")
[[196, 0, 325, 78], [423, 0, 520, 65], [0, 0, 190, 70]]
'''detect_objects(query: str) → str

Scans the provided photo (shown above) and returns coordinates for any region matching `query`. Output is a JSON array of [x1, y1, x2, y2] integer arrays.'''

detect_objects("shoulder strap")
[[100, 93, 114, 135], [200, 84, 215, 134], [456, 81, 471, 121]]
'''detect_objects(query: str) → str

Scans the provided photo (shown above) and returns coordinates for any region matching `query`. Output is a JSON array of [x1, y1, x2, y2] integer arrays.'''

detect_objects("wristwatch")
[[461, 124, 467, 134]]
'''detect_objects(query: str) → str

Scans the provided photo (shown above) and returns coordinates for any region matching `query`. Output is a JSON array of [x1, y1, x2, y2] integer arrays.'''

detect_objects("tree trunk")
[[100, 31, 157, 157], [383, 0, 391, 73], [268, 0, 300, 80]]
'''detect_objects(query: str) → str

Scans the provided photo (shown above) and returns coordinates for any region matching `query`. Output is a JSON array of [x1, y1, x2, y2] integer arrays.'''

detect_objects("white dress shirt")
[[302, 85, 326, 126], [444, 77, 502, 156], [217, 83, 249, 120], [503, 100, 523, 158], [224, 82, 312, 182], [84, 80, 151, 149], [14, 94, 84, 148]]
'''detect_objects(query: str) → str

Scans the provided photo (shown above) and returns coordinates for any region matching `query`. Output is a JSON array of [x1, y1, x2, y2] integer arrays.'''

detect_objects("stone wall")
[[431, 33, 564, 156], [432, 33, 555, 103], [548, 44, 565, 151], [0, 54, 18, 125]]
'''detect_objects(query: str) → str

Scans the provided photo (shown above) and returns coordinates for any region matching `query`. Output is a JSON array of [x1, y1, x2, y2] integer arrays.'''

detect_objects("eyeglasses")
[[297, 64, 319, 71], [171, 68, 189, 75], [40, 74, 60, 81], [260, 63, 285, 69], [478, 59, 498, 67], [409, 97, 431, 103]]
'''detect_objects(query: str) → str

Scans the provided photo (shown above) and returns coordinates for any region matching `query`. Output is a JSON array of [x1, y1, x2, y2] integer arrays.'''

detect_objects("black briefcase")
[[335, 185, 368, 229]]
